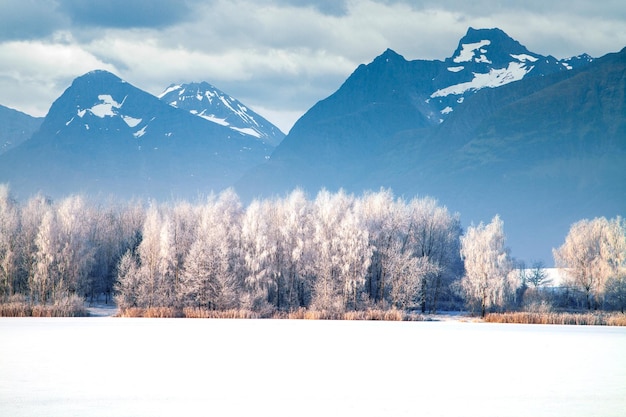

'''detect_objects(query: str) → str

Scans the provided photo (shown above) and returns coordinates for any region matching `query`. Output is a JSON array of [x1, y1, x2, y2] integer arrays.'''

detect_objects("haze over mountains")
[[0, 105, 43, 155], [0, 70, 281, 200], [0, 27, 623, 263], [237, 28, 625, 263]]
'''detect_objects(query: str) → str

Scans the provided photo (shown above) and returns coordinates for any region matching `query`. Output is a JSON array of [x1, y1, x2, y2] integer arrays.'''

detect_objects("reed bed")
[[282, 308, 423, 321], [182, 308, 260, 319], [0, 295, 89, 317], [484, 311, 626, 326], [116, 306, 423, 321]]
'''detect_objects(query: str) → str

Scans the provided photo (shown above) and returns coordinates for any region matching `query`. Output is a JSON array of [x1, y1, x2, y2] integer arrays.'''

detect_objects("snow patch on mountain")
[[157, 85, 182, 99], [74, 94, 147, 135], [231, 127, 261, 138], [133, 125, 147, 138], [87, 95, 124, 118], [431, 61, 533, 97], [453, 40, 491, 63], [510, 54, 538, 62], [122, 115, 142, 128], [159, 82, 284, 146]]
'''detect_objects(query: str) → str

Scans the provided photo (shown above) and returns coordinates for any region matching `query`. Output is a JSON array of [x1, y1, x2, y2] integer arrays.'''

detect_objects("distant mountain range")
[[0, 27, 623, 263], [0, 105, 43, 155], [235, 28, 625, 263], [159, 81, 284, 147], [0, 70, 283, 200]]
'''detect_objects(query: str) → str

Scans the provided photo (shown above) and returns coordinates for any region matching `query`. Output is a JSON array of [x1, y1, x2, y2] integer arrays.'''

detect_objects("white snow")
[[457, 97, 465, 104], [65, 117, 74, 126], [89, 94, 121, 118], [447, 66, 464, 72], [474, 55, 492, 64], [77, 109, 86, 118], [133, 126, 147, 138], [453, 40, 491, 63], [122, 116, 142, 128], [1, 319, 623, 417], [562, 62, 573, 70], [431, 61, 533, 98], [511, 53, 539, 62], [230, 126, 261, 138], [157, 84, 182, 99], [441, 106, 453, 114], [198, 113, 229, 126]]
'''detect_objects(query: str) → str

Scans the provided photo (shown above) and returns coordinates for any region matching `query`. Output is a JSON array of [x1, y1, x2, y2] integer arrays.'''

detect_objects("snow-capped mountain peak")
[[159, 82, 284, 146], [58, 71, 152, 138], [426, 27, 593, 121]]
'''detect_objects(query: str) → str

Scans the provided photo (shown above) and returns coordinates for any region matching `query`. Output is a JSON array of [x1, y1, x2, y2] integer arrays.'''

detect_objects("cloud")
[[58, 0, 197, 29], [0, 0, 65, 41], [0, 0, 625, 131], [0, 39, 118, 116]]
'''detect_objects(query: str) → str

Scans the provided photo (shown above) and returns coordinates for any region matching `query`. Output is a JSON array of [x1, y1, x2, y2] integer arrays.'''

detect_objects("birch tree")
[[309, 189, 353, 312], [460, 215, 512, 316], [0, 185, 19, 299], [55, 195, 96, 297], [181, 190, 242, 310], [554, 217, 626, 309], [407, 197, 463, 313]]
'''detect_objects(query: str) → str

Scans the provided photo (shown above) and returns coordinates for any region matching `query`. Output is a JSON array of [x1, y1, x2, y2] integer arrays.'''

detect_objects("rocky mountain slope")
[[235, 28, 624, 263], [0, 70, 277, 200]]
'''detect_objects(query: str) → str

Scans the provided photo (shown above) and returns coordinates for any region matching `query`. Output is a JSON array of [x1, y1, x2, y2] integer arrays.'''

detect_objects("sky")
[[1, 0, 625, 133]]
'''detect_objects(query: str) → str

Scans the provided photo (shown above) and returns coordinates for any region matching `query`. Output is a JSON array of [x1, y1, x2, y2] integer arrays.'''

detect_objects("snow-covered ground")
[[0, 318, 624, 417]]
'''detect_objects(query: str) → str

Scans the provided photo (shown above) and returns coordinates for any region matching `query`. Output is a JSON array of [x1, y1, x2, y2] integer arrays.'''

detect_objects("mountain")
[[235, 28, 625, 264], [0, 105, 43, 155], [0, 70, 276, 200], [158, 82, 284, 147]]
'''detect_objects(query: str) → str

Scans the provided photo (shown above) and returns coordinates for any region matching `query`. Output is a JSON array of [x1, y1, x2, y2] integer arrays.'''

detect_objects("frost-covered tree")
[[278, 189, 314, 309], [554, 217, 626, 309], [55, 195, 96, 297], [310, 190, 357, 312], [406, 197, 463, 313], [90, 200, 144, 303], [0, 185, 20, 299], [32, 208, 59, 304], [181, 190, 242, 310], [336, 199, 371, 310], [114, 250, 142, 309], [360, 189, 402, 307], [460, 215, 513, 316]]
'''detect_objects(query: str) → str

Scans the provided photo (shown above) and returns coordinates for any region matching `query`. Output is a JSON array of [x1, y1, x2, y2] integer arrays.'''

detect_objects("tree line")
[[0, 184, 624, 316]]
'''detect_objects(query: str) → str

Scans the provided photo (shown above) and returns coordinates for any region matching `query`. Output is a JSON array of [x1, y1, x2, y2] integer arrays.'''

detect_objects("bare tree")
[[527, 261, 551, 288]]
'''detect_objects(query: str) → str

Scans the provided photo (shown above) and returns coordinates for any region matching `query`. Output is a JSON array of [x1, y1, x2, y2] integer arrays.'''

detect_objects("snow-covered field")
[[1, 318, 624, 417]]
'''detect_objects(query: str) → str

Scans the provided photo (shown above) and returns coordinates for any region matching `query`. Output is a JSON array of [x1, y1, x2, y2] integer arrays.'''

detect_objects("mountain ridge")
[[234, 28, 624, 264], [0, 70, 277, 200]]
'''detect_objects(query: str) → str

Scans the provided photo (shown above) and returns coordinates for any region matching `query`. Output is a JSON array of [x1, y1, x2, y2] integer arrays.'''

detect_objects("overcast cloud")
[[1, 0, 625, 132]]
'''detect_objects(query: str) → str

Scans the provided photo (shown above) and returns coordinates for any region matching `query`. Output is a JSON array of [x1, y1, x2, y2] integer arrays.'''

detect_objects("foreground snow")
[[0, 319, 624, 417]]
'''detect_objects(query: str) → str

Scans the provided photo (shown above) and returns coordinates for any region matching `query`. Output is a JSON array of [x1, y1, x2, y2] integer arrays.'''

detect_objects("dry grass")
[[283, 308, 423, 321], [484, 311, 626, 326], [182, 308, 260, 319], [116, 306, 423, 321], [117, 307, 182, 318], [0, 295, 89, 317]]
